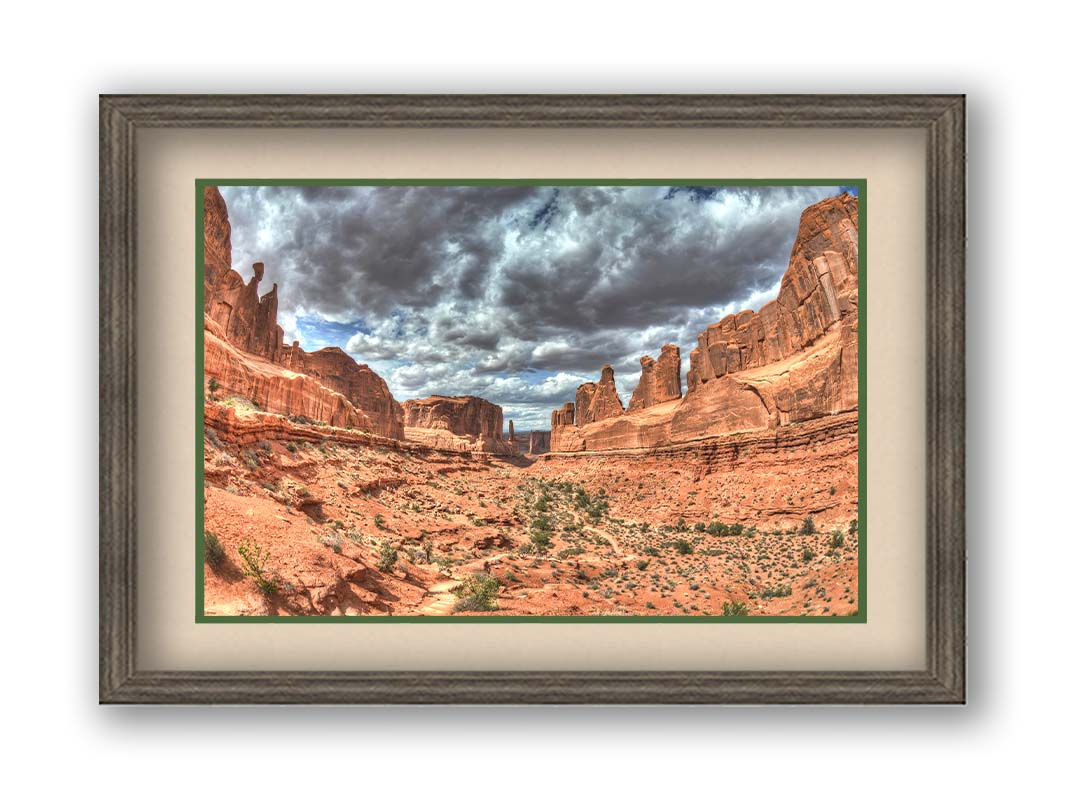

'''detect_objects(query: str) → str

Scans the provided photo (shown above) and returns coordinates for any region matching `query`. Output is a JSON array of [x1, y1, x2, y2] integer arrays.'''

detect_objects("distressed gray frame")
[[100, 94, 965, 704]]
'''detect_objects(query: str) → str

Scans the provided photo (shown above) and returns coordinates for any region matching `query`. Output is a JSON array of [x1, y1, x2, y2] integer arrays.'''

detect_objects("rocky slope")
[[202, 186, 405, 440], [550, 193, 859, 452]]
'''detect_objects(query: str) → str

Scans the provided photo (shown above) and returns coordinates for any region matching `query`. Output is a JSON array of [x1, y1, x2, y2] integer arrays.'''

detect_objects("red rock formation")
[[203, 185, 232, 292], [403, 395, 506, 442], [284, 345, 405, 440], [627, 344, 682, 411], [574, 382, 596, 426], [203, 185, 405, 440], [508, 420, 515, 442], [686, 193, 858, 389], [527, 431, 551, 455], [205, 325, 376, 432], [551, 402, 575, 429], [548, 192, 859, 453], [589, 365, 625, 422]]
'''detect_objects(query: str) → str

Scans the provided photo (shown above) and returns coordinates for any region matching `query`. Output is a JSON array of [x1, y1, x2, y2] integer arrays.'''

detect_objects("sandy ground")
[[203, 411, 859, 617]]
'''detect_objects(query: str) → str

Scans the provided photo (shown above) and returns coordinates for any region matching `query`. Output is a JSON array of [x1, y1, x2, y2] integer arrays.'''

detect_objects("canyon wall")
[[403, 395, 505, 441], [550, 192, 859, 452], [202, 186, 405, 440]]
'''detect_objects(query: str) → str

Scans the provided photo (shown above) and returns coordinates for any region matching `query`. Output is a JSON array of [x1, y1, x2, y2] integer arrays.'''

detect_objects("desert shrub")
[[801, 516, 817, 535], [830, 530, 845, 549], [849, 518, 859, 535], [374, 513, 386, 529], [694, 521, 706, 532], [204, 428, 221, 450], [802, 547, 816, 562], [533, 496, 549, 512], [529, 528, 553, 555], [531, 513, 552, 531], [636, 559, 650, 571], [237, 540, 278, 594], [208, 377, 219, 394], [204, 530, 226, 569], [676, 517, 687, 531], [729, 522, 744, 537], [453, 573, 500, 612], [286, 442, 297, 453], [320, 531, 344, 553], [672, 539, 693, 555], [707, 521, 730, 537], [760, 584, 793, 599], [377, 543, 398, 572], [721, 600, 750, 617]]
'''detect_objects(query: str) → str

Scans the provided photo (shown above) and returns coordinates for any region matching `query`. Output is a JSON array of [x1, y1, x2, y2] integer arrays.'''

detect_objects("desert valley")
[[202, 185, 861, 617]]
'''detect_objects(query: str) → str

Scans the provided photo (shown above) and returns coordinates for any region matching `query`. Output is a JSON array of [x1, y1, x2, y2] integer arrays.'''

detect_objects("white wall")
[[2, 1, 1060, 796]]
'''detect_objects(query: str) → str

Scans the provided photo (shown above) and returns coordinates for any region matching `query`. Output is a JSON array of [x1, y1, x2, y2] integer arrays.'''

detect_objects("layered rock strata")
[[202, 185, 405, 440], [402, 395, 515, 454]]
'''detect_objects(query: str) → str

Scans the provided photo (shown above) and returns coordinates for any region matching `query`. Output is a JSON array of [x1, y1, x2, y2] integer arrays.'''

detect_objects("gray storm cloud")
[[219, 183, 843, 429]]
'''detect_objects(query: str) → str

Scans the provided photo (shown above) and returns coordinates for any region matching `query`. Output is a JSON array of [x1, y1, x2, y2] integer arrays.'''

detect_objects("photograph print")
[[198, 180, 863, 620]]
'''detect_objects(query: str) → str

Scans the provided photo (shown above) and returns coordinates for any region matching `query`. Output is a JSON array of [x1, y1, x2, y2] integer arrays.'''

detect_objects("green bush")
[[802, 547, 816, 562], [636, 559, 650, 571], [760, 584, 793, 599], [721, 600, 749, 617], [800, 516, 817, 535], [286, 442, 297, 453], [849, 518, 859, 535], [374, 513, 387, 529], [529, 528, 553, 555], [237, 540, 278, 595], [204, 530, 226, 569], [830, 530, 845, 549], [208, 378, 219, 394], [453, 573, 500, 612], [377, 542, 398, 572], [672, 539, 693, 555]]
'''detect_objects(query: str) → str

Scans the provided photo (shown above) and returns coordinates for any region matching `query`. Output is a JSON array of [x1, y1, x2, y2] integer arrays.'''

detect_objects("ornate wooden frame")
[[100, 94, 965, 704]]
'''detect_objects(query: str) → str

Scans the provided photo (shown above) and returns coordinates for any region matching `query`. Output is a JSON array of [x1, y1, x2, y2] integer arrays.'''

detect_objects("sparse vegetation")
[[801, 516, 817, 535], [760, 583, 793, 599], [237, 540, 278, 595], [377, 542, 398, 572], [721, 600, 750, 616], [453, 573, 500, 612], [204, 530, 226, 568]]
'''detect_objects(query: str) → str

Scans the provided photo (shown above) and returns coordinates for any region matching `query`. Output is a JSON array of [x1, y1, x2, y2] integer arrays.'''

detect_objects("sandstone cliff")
[[402, 395, 515, 454], [550, 192, 859, 452], [202, 186, 405, 440], [627, 344, 682, 411]]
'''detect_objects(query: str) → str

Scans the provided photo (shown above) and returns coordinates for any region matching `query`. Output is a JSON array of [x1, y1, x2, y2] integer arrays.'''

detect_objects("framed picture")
[[100, 94, 965, 704]]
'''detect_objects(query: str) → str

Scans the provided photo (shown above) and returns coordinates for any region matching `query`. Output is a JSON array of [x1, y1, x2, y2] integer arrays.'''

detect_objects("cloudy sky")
[[219, 183, 853, 430]]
